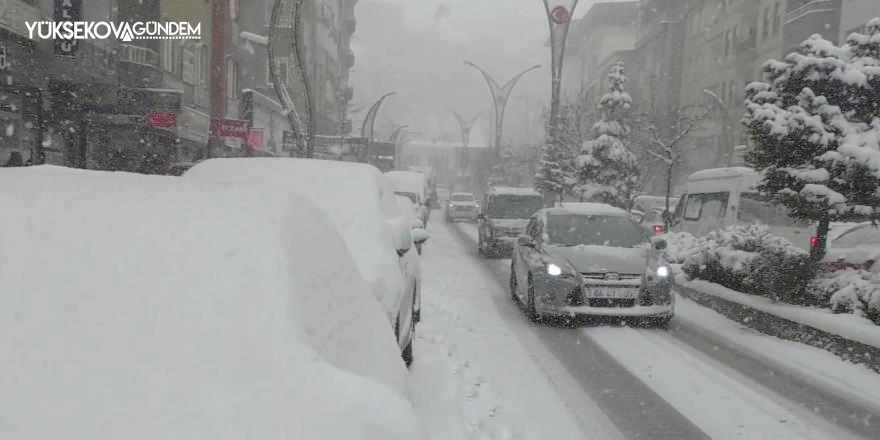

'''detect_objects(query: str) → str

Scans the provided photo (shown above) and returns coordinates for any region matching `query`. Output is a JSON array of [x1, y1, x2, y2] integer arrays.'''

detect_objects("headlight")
[[656, 266, 670, 278], [547, 263, 563, 276]]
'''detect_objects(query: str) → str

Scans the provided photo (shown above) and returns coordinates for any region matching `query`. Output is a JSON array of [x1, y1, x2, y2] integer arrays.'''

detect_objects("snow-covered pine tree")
[[575, 61, 638, 208], [535, 105, 581, 203], [743, 21, 880, 259]]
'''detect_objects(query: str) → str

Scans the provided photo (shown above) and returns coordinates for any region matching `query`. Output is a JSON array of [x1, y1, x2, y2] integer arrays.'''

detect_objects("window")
[[762, 7, 770, 39], [833, 226, 880, 249], [227, 60, 238, 97], [773, 3, 781, 35], [196, 45, 208, 86], [267, 58, 290, 85], [684, 192, 730, 221], [163, 40, 180, 74], [738, 193, 810, 227]]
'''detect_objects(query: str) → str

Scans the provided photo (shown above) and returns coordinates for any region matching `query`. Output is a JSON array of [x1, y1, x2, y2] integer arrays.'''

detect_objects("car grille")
[[588, 298, 636, 308], [581, 272, 641, 281], [453, 205, 475, 212]]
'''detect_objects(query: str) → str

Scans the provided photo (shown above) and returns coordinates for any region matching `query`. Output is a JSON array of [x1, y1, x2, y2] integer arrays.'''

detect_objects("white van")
[[670, 167, 814, 250]]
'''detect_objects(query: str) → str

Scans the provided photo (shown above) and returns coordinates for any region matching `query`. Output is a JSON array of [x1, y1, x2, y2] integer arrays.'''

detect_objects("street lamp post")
[[449, 109, 479, 178], [361, 92, 395, 143], [542, 0, 580, 129], [701, 89, 735, 167], [269, 0, 314, 157], [464, 61, 541, 151]]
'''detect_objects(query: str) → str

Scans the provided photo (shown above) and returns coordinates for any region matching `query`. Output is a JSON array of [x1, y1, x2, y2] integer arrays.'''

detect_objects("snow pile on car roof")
[[0, 166, 425, 440], [185, 158, 407, 321], [384, 170, 426, 195], [488, 186, 541, 196], [551, 202, 629, 217]]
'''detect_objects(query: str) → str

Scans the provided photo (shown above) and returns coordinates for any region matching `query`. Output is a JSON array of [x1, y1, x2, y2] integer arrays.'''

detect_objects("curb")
[[677, 284, 880, 374]]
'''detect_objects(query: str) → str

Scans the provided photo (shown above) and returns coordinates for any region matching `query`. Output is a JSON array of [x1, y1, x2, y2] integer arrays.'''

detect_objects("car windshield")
[[395, 192, 418, 204], [487, 196, 544, 219], [546, 214, 647, 248], [451, 194, 474, 202]]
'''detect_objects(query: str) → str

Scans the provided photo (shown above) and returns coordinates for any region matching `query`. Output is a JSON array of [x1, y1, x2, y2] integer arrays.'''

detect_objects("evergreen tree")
[[575, 61, 638, 208], [535, 104, 582, 202], [743, 21, 880, 259]]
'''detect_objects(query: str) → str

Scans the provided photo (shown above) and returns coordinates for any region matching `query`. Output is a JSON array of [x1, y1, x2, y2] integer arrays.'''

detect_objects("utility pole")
[[464, 61, 540, 151], [208, 0, 230, 159]]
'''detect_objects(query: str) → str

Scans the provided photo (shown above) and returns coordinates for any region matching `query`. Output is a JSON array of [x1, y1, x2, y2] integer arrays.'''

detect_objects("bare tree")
[[633, 102, 707, 228]]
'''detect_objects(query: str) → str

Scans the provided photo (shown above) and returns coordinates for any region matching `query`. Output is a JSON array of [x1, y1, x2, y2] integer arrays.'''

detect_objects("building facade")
[[0, 0, 359, 171]]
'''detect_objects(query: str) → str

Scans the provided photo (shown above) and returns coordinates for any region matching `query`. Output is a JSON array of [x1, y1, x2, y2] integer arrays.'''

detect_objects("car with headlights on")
[[509, 203, 674, 327], [445, 192, 479, 222], [478, 187, 544, 257]]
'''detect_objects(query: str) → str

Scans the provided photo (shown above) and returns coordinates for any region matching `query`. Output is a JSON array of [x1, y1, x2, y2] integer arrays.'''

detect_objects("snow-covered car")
[[445, 192, 479, 222], [0, 166, 426, 440], [640, 207, 668, 235], [396, 194, 430, 256], [478, 187, 544, 258], [385, 170, 430, 226], [630, 209, 645, 224], [510, 203, 674, 326], [186, 158, 421, 365], [821, 223, 880, 273]]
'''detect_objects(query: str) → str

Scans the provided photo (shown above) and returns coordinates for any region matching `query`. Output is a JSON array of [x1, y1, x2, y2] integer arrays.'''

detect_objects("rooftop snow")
[[688, 167, 758, 181], [239, 31, 269, 45], [549, 202, 629, 217], [488, 187, 542, 197]]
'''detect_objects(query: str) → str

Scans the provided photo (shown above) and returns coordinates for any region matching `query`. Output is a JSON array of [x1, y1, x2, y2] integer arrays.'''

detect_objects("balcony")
[[0, 0, 40, 39], [118, 44, 160, 69], [785, 0, 836, 25]]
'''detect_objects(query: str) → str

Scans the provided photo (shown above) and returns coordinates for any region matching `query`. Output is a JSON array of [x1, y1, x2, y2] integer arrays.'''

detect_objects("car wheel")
[[526, 275, 541, 322], [509, 263, 519, 302], [402, 317, 415, 367]]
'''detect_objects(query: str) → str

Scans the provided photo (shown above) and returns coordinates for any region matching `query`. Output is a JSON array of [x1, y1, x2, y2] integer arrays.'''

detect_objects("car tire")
[[526, 275, 541, 322], [402, 317, 415, 367], [509, 263, 519, 303]]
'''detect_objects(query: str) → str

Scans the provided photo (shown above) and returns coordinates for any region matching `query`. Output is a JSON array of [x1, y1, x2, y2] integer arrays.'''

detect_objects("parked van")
[[670, 167, 814, 250], [385, 170, 430, 226]]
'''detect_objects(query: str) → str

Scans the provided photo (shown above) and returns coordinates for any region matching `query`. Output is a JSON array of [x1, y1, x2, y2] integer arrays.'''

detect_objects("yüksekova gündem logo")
[[26, 21, 201, 42]]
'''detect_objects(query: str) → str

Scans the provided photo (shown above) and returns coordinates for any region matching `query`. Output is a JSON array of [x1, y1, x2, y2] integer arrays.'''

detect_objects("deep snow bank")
[[0, 166, 425, 439]]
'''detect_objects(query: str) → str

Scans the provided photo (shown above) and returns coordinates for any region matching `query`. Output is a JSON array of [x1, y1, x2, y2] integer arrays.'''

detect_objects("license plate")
[[585, 287, 639, 299]]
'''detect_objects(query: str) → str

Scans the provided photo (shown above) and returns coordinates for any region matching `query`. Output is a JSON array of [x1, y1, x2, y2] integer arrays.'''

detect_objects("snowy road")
[[409, 220, 880, 440]]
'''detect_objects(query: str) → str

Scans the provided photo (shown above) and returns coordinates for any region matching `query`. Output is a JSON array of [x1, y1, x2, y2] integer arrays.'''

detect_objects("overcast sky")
[[350, 0, 607, 146]]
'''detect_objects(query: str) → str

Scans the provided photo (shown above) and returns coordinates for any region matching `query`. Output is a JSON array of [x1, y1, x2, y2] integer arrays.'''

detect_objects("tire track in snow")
[[668, 298, 879, 439], [587, 326, 863, 439], [446, 222, 708, 439]]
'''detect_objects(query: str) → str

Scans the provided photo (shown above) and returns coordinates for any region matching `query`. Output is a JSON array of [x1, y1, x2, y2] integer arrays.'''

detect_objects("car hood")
[[489, 219, 529, 230], [545, 245, 649, 274]]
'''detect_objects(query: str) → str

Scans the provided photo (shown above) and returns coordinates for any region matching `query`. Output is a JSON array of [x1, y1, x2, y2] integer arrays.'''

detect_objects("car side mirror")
[[653, 238, 667, 251], [517, 235, 535, 248], [412, 228, 429, 245]]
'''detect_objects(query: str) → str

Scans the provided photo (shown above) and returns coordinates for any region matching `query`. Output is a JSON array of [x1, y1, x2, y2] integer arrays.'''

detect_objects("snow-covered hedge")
[[808, 270, 880, 325], [662, 225, 814, 304]]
